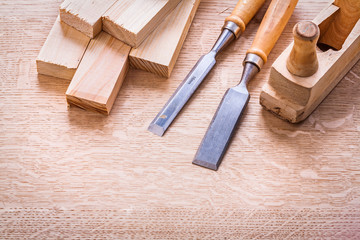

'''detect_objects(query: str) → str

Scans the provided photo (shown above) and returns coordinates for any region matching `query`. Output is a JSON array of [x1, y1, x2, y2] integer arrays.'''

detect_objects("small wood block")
[[102, 0, 182, 48], [60, 0, 118, 38], [260, 3, 360, 123], [36, 16, 90, 80], [129, 0, 201, 78], [66, 32, 131, 115]]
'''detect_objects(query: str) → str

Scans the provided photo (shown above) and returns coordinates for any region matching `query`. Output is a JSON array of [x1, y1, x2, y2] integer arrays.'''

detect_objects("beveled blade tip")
[[192, 158, 218, 171], [148, 123, 165, 137]]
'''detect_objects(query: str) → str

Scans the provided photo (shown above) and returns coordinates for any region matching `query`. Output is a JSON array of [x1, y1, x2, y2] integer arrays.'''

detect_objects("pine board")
[[66, 32, 131, 115], [102, 0, 182, 47], [130, 0, 201, 77], [36, 16, 90, 80], [60, 0, 118, 38], [1, 0, 360, 238]]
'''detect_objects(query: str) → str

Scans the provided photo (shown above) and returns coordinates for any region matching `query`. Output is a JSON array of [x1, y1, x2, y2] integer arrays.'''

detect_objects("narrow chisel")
[[193, 0, 298, 170], [148, 0, 266, 136]]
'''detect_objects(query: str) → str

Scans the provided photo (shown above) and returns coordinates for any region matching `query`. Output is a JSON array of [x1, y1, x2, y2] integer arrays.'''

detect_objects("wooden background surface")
[[1, 0, 359, 238]]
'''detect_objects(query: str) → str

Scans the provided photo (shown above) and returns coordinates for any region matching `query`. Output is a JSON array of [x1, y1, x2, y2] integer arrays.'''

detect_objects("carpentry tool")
[[193, 0, 298, 170], [317, 0, 360, 50], [261, 0, 360, 123], [148, 0, 266, 136]]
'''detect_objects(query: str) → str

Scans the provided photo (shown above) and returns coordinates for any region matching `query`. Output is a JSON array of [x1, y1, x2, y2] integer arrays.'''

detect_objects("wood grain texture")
[[60, 0, 118, 38], [66, 32, 131, 114], [318, 0, 360, 50], [225, 0, 266, 33], [247, 0, 298, 63], [129, 0, 201, 78], [102, 0, 182, 47], [314, 2, 339, 35], [1, 208, 360, 238], [36, 16, 90, 80], [1, 0, 360, 238]]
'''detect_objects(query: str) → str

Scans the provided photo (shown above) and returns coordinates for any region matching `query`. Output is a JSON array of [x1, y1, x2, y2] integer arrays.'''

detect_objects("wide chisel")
[[148, 0, 266, 136], [193, 0, 298, 170]]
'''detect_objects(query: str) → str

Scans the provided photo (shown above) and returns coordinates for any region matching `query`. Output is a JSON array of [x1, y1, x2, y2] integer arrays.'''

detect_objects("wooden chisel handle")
[[247, 0, 298, 64], [225, 0, 266, 34]]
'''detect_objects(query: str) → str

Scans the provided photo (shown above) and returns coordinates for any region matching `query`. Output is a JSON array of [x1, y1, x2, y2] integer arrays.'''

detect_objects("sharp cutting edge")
[[148, 0, 266, 136], [193, 0, 299, 170]]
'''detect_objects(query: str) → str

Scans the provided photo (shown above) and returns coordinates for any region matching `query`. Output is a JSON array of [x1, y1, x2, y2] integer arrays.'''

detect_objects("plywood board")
[[66, 32, 131, 114], [102, 0, 182, 47], [36, 16, 90, 80], [60, 0, 118, 38], [129, 0, 201, 77]]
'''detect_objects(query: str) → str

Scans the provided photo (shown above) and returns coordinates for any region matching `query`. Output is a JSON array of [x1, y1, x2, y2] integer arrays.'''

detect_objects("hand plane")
[[260, 0, 360, 123]]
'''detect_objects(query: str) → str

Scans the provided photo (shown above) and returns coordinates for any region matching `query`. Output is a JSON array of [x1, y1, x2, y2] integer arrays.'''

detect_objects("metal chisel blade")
[[148, 52, 217, 136], [193, 87, 250, 170], [193, 61, 259, 170]]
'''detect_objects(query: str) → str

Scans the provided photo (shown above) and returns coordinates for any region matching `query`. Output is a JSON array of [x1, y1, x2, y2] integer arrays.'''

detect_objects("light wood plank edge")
[[36, 60, 76, 80], [129, 0, 201, 78], [36, 16, 90, 80], [66, 32, 131, 115], [102, 0, 182, 48], [66, 62, 129, 115], [59, 0, 118, 39], [60, 8, 101, 39], [260, 6, 360, 123]]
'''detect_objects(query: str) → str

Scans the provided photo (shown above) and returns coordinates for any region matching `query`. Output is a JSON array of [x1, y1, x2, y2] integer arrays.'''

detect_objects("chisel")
[[148, 0, 266, 136], [193, 0, 298, 170]]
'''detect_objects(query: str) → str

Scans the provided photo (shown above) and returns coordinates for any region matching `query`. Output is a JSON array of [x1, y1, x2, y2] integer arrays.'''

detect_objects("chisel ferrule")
[[243, 53, 264, 71], [222, 21, 242, 39]]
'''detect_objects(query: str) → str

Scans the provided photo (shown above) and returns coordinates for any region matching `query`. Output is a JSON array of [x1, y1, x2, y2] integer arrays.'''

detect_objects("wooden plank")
[[102, 0, 182, 47], [129, 0, 201, 77], [60, 0, 118, 38], [66, 32, 131, 114], [36, 16, 90, 80], [260, 4, 360, 123], [2, 208, 360, 239], [3, 0, 360, 238]]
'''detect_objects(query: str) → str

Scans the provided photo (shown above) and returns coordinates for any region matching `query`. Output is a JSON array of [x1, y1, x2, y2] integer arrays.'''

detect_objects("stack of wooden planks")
[[37, 0, 201, 114]]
